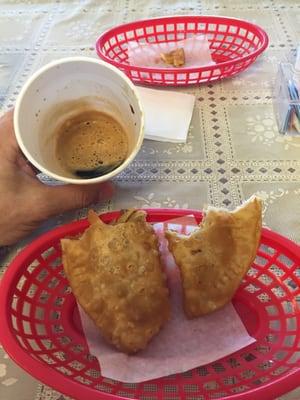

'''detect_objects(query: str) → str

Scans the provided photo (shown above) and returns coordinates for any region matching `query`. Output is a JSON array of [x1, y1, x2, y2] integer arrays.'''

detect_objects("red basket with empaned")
[[96, 16, 269, 86], [0, 209, 300, 400]]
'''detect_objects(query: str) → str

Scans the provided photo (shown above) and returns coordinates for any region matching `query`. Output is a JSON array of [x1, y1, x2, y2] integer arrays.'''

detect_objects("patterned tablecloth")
[[1, 0, 300, 399]]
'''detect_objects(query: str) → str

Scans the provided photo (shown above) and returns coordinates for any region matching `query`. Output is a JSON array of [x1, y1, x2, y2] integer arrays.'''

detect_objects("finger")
[[17, 155, 38, 177], [37, 181, 115, 218], [0, 109, 22, 164], [17, 154, 40, 177], [0, 109, 16, 144], [0, 110, 40, 175]]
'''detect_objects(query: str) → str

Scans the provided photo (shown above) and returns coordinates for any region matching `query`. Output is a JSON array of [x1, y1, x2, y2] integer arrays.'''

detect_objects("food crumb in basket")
[[160, 48, 185, 67]]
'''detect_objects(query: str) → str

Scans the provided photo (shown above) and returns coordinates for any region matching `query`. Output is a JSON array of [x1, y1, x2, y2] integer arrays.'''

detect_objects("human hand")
[[0, 110, 114, 246]]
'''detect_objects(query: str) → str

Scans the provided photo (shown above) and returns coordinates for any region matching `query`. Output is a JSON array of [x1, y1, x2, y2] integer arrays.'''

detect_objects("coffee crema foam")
[[55, 110, 128, 177]]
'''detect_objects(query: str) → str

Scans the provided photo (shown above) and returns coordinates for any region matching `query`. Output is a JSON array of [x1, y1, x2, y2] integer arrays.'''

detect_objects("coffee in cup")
[[55, 110, 129, 179]]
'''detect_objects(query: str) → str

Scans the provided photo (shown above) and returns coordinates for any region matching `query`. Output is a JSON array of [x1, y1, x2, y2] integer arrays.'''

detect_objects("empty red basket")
[[96, 16, 269, 86], [0, 209, 300, 400]]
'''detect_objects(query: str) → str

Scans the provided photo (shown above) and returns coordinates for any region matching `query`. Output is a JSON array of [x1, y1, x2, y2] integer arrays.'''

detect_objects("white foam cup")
[[14, 57, 144, 184]]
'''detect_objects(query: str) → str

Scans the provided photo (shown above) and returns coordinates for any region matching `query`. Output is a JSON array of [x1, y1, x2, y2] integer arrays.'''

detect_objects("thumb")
[[39, 181, 114, 218]]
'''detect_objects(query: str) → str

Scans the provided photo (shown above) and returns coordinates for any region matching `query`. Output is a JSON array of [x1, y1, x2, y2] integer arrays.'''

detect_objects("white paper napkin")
[[137, 86, 195, 143], [127, 35, 215, 69]]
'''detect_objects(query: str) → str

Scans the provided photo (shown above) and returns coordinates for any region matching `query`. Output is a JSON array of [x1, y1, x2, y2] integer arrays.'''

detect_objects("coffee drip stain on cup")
[[55, 110, 128, 179]]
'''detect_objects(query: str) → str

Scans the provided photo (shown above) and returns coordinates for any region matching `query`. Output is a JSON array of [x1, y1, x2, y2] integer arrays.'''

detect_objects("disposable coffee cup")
[[14, 57, 144, 184]]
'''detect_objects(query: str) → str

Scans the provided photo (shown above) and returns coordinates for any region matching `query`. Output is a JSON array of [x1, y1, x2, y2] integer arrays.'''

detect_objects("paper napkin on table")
[[137, 86, 195, 143]]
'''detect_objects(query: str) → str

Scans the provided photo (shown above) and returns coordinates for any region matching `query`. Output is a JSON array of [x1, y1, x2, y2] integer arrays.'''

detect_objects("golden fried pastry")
[[160, 47, 185, 67], [165, 196, 262, 318], [61, 209, 170, 354]]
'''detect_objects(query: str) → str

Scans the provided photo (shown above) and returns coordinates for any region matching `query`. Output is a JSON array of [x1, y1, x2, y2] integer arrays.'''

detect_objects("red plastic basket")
[[1, 209, 300, 400], [96, 16, 269, 86]]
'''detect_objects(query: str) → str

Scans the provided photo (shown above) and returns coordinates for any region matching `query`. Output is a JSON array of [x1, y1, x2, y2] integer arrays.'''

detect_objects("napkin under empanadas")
[[165, 196, 262, 318], [61, 209, 170, 354]]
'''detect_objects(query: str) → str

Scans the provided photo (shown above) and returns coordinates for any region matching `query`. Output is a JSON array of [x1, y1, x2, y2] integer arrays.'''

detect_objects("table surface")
[[1, 0, 300, 399]]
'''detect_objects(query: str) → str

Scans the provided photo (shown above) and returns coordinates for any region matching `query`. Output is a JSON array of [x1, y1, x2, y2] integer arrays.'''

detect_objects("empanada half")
[[61, 209, 170, 353], [165, 196, 262, 318]]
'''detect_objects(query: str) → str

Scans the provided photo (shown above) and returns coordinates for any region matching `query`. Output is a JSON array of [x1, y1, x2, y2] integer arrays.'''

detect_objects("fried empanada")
[[61, 209, 170, 354], [160, 48, 185, 67], [165, 196, 262, 318]]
